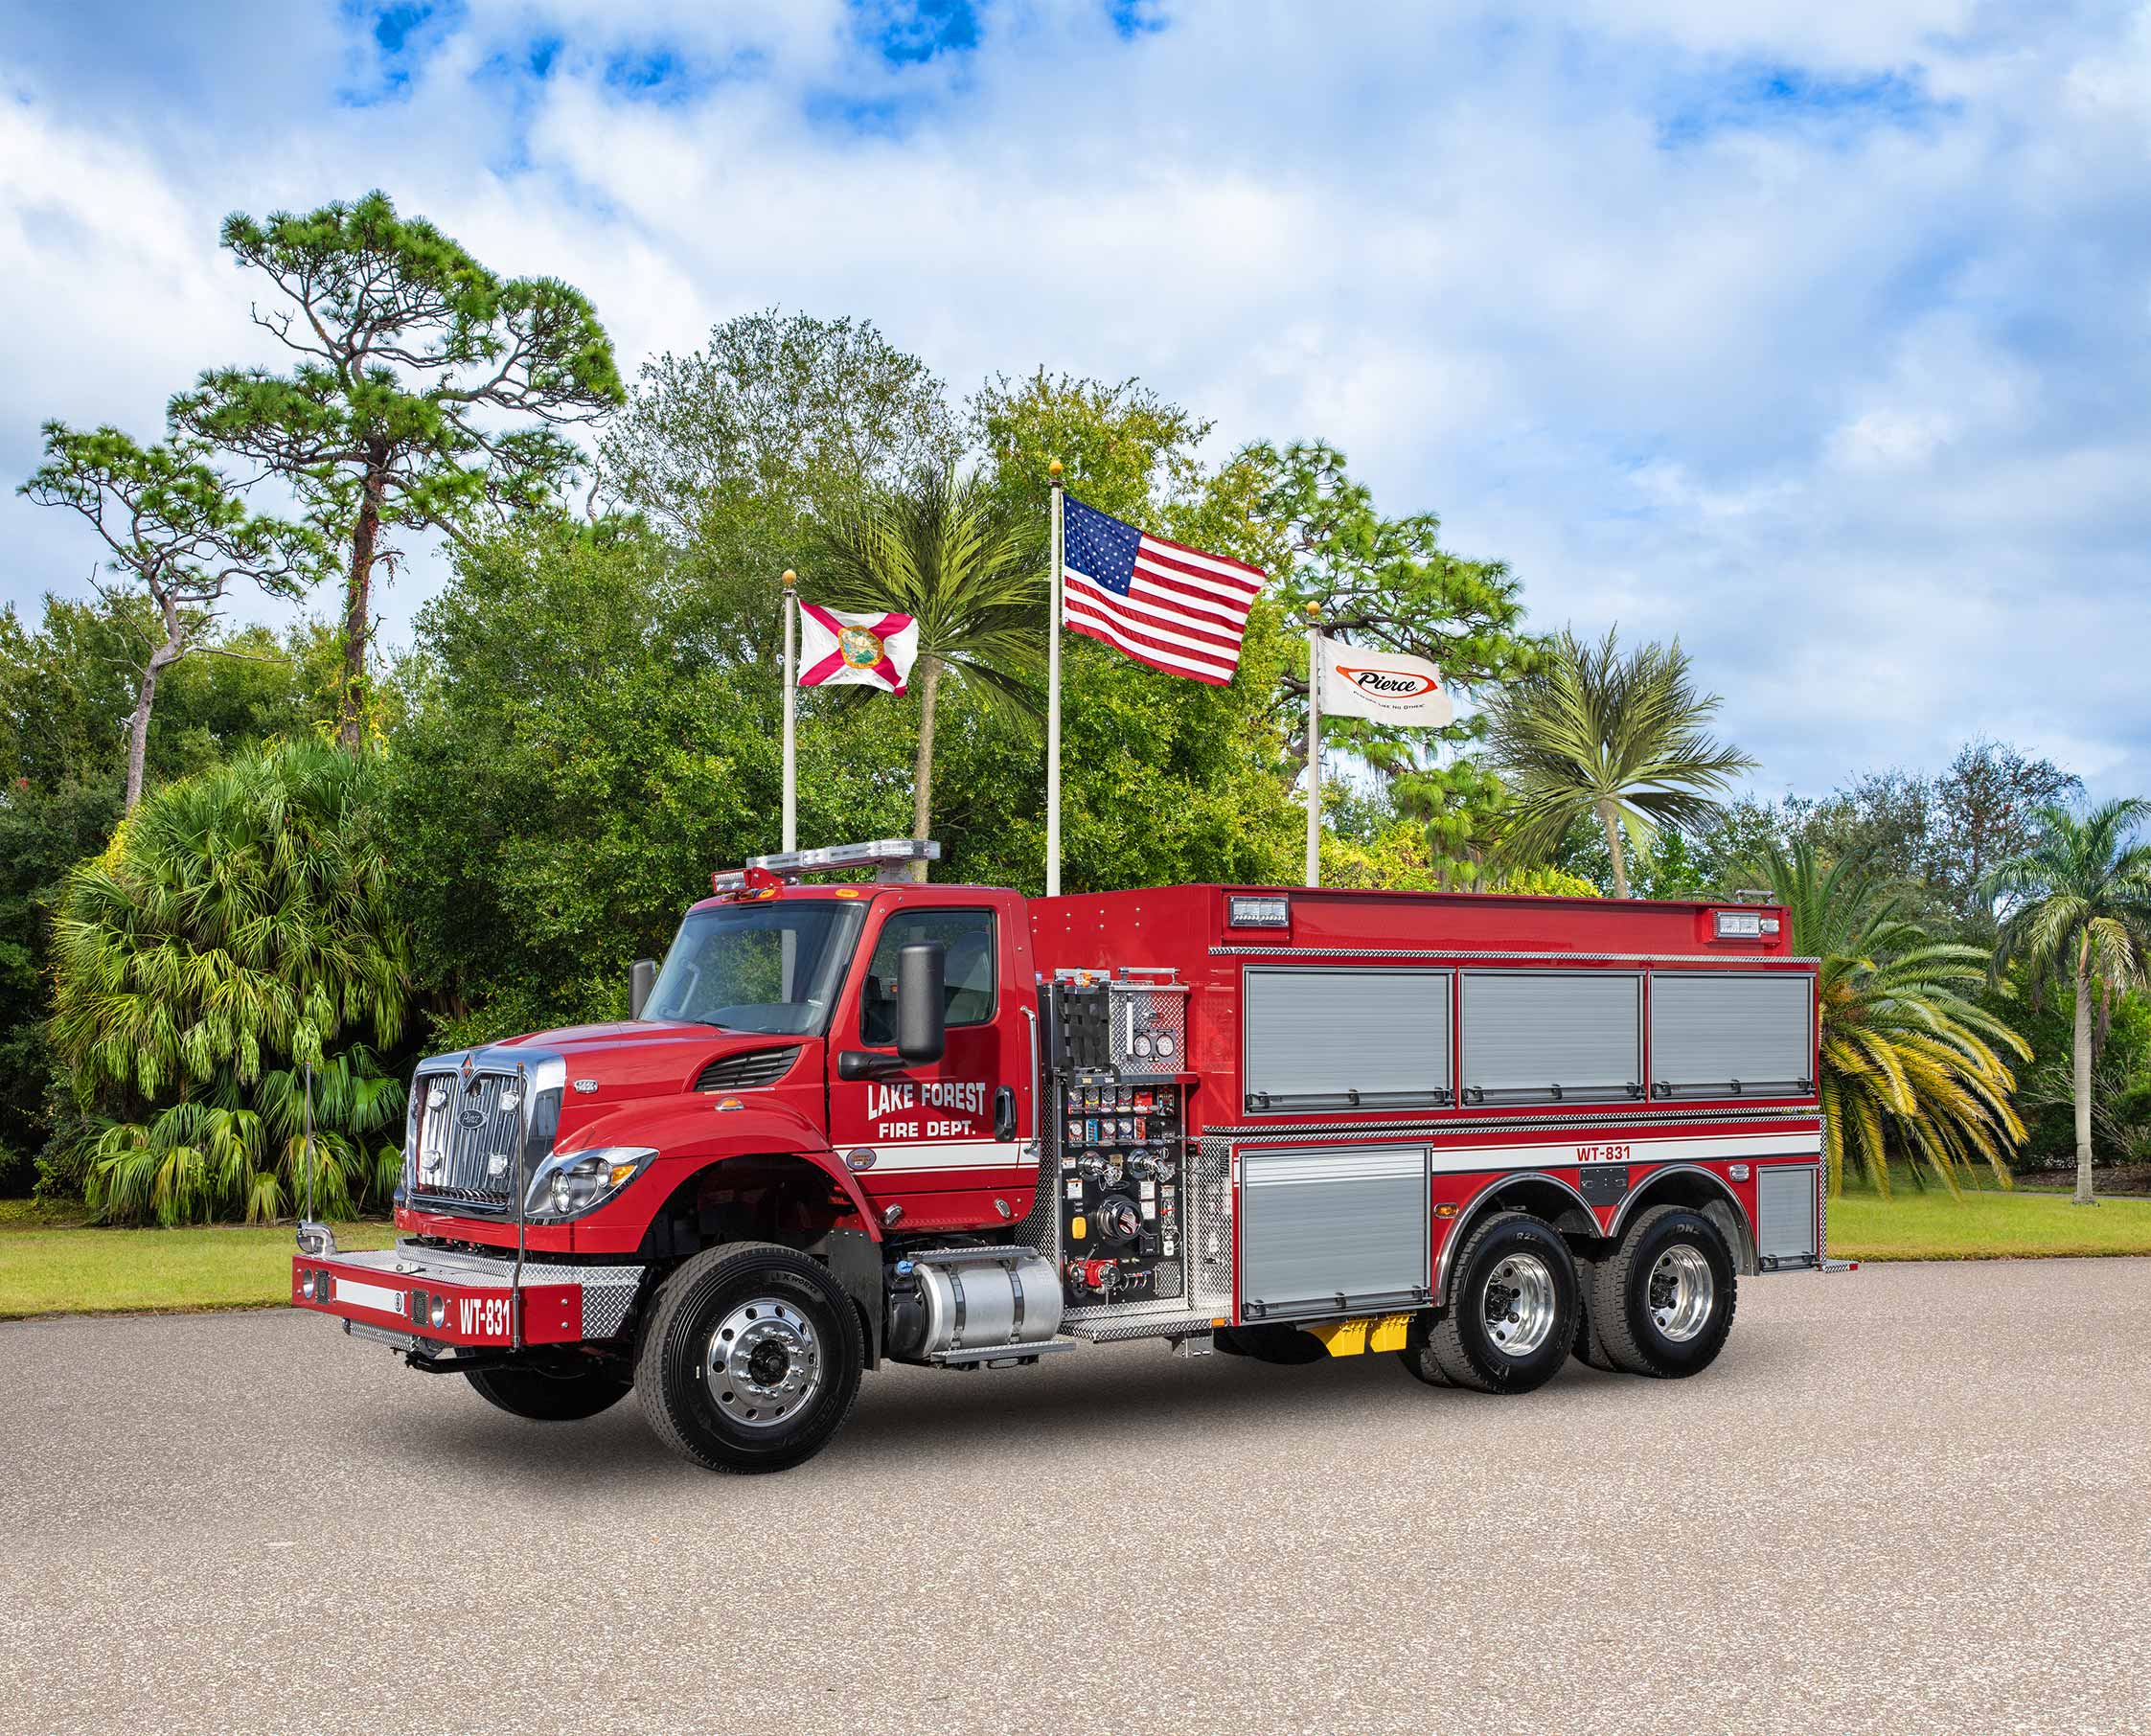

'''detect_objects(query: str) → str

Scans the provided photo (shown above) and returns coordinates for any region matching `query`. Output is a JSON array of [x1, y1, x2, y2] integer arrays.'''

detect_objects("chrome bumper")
[[292, 1241, 645, 1347]]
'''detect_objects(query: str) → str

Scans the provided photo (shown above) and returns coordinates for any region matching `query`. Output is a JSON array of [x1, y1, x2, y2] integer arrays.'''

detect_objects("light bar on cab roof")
[[712, 837, 941, 891]]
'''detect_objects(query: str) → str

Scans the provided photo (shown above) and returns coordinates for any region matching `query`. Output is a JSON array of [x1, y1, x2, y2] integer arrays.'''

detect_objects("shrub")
[[49, 742, 411, 1223]]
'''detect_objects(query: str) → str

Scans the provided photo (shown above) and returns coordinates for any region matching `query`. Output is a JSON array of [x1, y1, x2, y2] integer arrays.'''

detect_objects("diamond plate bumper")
[[290, 1243, 645, 1346]]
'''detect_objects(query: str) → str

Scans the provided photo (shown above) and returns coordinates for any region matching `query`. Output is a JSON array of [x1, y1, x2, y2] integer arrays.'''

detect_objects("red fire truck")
[[292, 837, 1848, 1473]]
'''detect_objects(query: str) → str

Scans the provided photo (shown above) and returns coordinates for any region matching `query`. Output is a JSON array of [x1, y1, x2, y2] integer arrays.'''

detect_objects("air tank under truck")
[[291, 837, 1852, 1473]]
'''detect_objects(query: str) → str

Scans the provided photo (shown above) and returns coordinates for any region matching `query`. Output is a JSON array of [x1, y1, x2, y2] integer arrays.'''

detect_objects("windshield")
[[643, 900, 865, 1036]]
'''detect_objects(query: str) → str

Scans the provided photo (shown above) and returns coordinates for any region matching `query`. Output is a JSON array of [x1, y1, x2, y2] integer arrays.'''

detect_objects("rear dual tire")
[[1583, 1205, 1736, 1379], [1399, 1212, 1578, 1395]]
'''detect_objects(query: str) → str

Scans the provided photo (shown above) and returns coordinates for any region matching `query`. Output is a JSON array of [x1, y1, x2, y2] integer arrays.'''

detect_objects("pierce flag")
[[1316, 636, 1454, 727], [797, 605, 919, 695]]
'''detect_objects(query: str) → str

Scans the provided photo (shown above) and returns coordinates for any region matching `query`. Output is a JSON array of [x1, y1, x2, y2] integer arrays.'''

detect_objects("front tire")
[[635, 1242, 863, 1474], [465, 1360, 631, 1422], [1399, 1211, 1577, 1394], [1590, 1206, 1737, 1379]]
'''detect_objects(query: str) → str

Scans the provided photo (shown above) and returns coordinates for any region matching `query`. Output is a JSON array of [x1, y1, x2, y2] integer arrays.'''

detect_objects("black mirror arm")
[[836, 1050, 911, 1083]]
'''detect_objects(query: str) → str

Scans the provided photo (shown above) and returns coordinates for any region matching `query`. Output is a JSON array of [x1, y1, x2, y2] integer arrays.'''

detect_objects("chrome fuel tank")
[[888, 1245, 1064, 1364]]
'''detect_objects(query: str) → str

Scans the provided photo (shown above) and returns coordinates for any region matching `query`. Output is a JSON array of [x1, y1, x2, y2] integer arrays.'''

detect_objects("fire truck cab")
[[293, 837, 1846, 1473]]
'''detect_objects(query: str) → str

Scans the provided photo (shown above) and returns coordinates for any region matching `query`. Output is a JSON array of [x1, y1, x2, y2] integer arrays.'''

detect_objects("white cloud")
[[1830, 408, 1957, 469], [1, 0, 2148, 806]]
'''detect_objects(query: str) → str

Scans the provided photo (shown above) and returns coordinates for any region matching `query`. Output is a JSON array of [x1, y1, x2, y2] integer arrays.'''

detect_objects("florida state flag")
[[797, 605, 919, 695]]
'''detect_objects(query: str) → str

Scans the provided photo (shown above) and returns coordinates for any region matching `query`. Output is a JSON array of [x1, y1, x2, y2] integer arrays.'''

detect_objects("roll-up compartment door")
[[1756, 1164, 1820, 1268], [1242, 967, 1451, 1113], [1459, 971, 1641, 1105], [1651, 971, 1814, 1097], [1238, 1145, 1430, 1316]]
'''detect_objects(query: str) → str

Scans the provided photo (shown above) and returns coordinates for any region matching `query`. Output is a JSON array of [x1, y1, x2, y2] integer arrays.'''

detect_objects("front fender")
[[563, 1095, 881, 1255]]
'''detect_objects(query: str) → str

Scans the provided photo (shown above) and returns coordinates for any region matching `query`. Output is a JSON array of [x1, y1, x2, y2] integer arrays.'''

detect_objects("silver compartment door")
[[1242, 967, 1451, 1113], [1756, 1164, 1820, 1267], [1651, 971, 1814, 1095], [1460, 971, 1642, 1104], [1238, 1144, 1429, 1316]]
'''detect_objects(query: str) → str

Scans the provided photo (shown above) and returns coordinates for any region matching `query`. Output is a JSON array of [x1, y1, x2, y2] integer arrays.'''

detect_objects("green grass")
[[0, 1207, 396, 1318], [1830, 1184, 2151, 1261]]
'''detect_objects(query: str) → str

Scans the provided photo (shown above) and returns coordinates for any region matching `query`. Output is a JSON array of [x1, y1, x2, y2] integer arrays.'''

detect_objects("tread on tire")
[[635, 1240, 863, 1474], [1590, 1204, 1737, 1379], [1398, 1210, 1577, 1395]]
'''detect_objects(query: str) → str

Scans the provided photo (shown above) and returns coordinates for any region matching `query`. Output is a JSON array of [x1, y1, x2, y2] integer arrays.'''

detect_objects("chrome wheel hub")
[[707, 1297, 821, 1428], [1647, 1245, 1715, 1342], [1481, 1252, 1557, 1358]]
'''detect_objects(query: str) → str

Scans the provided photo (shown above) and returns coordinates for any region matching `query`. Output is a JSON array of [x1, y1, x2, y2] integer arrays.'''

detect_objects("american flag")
[[1061, 494, 1265, 685]]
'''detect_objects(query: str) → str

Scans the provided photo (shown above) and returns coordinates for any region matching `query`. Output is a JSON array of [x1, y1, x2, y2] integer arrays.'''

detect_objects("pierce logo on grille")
[[458, 1107, 486, 1129]]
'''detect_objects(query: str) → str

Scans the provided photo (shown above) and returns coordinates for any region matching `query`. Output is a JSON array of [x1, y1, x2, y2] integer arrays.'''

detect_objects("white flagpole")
[[1046, 460, 1064, 899], [781, 569, 798, 852], [1304, 603, 1322, 888]]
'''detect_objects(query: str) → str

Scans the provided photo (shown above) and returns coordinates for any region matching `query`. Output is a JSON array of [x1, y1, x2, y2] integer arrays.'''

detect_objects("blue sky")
[[3, 0, 2148, 802]]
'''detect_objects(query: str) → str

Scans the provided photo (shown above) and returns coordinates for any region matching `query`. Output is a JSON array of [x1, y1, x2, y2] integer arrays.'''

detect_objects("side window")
[[860, 909, 997, 1045]]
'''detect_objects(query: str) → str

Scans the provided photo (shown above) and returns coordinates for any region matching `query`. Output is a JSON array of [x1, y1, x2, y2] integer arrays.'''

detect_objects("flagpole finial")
[[1047, 458, 1063, 481], [1306, 602, 1321, 621], [782, 569, 796, 589]]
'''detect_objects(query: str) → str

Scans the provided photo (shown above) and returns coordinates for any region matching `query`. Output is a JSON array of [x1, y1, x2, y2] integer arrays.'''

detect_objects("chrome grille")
[[408, 1069, 524, 1215]]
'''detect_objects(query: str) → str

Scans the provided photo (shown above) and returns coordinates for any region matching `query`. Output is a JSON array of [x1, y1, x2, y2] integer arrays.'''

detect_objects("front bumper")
[[290, 1242, 646, 1348]]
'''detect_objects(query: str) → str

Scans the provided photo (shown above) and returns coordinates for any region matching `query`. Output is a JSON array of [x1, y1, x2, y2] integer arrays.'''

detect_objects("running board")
[[927, 1338, 1081, 1367]]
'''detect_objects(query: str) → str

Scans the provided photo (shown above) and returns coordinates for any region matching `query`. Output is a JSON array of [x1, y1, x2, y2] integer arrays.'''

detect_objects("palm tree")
[[812, 468, 1044, 879], [49, 740, 412, 1223], [1984, 800, 2151, 1205], [1484, 627, 1754, 897], [1764, 840, 2027, 1196]]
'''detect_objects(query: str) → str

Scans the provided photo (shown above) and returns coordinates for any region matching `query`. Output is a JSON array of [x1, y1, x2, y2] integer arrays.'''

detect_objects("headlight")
[[524, 1147, 657, 1222]]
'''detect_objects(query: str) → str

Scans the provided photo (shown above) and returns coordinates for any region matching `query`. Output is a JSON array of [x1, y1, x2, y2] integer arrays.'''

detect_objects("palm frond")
[[1764, 838, 2028, 1197], [1483, 626, 1755, 890]]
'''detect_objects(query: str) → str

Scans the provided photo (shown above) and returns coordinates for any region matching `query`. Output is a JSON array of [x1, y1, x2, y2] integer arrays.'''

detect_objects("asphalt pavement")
[[4, 1258, 2147, 1736]]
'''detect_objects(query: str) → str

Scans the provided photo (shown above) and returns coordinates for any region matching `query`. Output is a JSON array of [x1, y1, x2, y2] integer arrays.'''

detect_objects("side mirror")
[[896, 941, 946, 1064], [629, 958, 658, 1021]]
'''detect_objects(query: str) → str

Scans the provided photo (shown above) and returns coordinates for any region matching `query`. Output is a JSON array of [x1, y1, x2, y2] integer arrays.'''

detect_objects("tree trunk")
[[339, 469, 385, 752], [909, 656, 942, 883], [2072, 953, 2096, 1206], [1595, 797, 1630, 899], [125, 598, 188, 813]]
